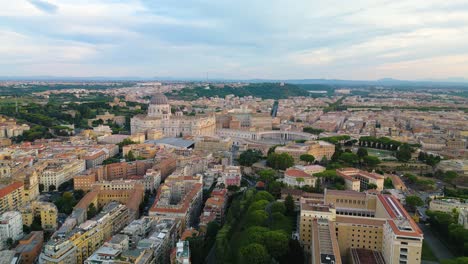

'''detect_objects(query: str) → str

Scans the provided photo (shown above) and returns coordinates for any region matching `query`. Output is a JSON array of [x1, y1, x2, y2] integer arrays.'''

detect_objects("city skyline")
[[2, 0, 468, 80]]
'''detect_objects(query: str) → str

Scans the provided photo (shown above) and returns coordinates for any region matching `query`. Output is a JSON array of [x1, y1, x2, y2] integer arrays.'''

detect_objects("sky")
[[1, 0, 468, 80]]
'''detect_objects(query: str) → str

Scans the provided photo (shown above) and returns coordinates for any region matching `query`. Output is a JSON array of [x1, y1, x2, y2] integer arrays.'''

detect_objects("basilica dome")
[[150, 93, 169, 105]]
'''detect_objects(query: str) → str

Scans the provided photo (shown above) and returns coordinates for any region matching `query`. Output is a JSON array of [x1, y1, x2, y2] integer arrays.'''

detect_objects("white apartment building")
[[0, 211, 23, 250], [40, 160, 86, 191]]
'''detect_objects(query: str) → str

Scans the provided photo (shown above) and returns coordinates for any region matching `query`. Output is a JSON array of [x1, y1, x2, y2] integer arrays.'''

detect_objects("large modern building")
[[300, 189, 424, 264], [131, 93, 216, 137]]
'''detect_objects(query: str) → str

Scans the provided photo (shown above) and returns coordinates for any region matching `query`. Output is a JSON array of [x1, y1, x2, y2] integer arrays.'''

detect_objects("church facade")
[[130, 93, 216, 138]]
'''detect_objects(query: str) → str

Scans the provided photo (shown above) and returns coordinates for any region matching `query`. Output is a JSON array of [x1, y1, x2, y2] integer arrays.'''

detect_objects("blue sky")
[[1, 0, 468, 80]]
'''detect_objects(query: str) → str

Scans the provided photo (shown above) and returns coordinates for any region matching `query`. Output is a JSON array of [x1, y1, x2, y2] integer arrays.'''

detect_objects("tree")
[[264, 231, 289, 259], [285, 194, 295, 216], [362, 155, 381, 168], [245, 226, 269, 244], [39, 183, 44, 193], [267, 145, 281, 155], [300, 154, 315, 164], [249, 200, 270, 212], [31, 216, 43, 231], [267, 153, 294, 170], [444, 171, 458, 183], [54, 191, 77, 214], [125, 150, 136, 161], [441, 257, 468, 264], [118, 138, 136, 149], [257, 169, 276, 183], [187, 236, 204, 264], [384, 177, 394, 189], [405, 195, 424, 211], [227, 185, 240, 192], [303, 127, 324, 135], [320, 156, 329, 165], [87, 203, 98, 219], [281, 239, 305, 264], [6, 238, 13, 249], [239, 243, 270, 264], [267, 181, 284, 199], [206, 221, 220, 239], [48, 184, 56, 192], [254, 191, 274, 202], [58, 179, 73, 192], [23, 225, 31, 234], [357, 147, 368, 159], [396, 144, 412, 162], [270, 201, 286, 215], [74, 189, 85, 200], [238, 149, 263, 166], [338, 152, 359, 165], [367, 183, 378, 190], [247, 210, 268, 227]]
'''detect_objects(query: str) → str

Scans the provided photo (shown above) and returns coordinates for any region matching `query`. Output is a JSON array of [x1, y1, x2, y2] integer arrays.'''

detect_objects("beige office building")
[[300, 189, 423, 264]]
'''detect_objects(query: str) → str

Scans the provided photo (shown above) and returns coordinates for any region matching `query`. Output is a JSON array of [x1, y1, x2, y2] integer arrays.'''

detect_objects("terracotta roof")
[[285, 169, 311, 178], [0, 182, 23, 199], [377, 194, 423, 237], [337, 168, 383, 180], [256, 181, 265, 188]]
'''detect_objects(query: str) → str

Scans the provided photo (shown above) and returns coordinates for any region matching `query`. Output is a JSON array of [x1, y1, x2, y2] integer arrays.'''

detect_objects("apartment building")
[[337, 168, 385, 192], [137, 219, 179, 263], [172, 240, 190, 264], [275, 140, 335, 163], [284, 168, 317, 188], [199, 188, 228, 232], [122, 143, 161, 159], [0, 211, 24, 250], [120, 217, 156, 249], [14, 231, 43, 264], [429, 198, 468, 213], [0, 182, 25, 213], [149, 176, 203, 230], [0, 116, 30, 139], [194, 136, 233, 152], [39, 159, 86, 191], [21, 201, 58, 230], [40, 202, 131, 264], [221, 165, 241, 187], [75, 180, 145, 221]]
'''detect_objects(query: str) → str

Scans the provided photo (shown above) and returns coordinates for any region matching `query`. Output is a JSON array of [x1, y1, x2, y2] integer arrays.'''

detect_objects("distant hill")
[[166, 83, 311, 100]]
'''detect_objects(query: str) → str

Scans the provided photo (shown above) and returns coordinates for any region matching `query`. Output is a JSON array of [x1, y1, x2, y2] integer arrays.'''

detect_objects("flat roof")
[[146, 138, 195, 149]]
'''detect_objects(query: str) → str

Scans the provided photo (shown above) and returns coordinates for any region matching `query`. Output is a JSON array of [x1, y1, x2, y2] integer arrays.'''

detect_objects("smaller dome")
[[150, 93, 169, 105]]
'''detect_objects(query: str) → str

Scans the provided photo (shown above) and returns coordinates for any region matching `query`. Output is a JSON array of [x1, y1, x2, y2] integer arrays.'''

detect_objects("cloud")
[[0, 0, 467, 79], [27, 0, 58, 14]]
